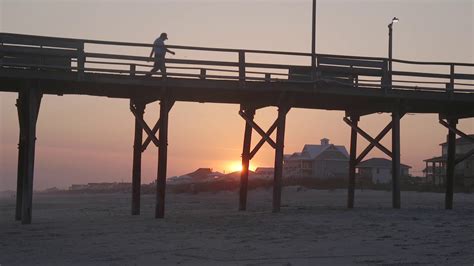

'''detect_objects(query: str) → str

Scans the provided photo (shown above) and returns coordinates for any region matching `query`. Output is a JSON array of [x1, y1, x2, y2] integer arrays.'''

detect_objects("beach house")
[[284, 138, 349, 179]]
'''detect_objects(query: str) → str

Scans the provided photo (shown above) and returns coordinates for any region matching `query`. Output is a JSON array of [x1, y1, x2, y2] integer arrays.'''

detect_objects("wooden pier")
[[1, 33, 473, 224]]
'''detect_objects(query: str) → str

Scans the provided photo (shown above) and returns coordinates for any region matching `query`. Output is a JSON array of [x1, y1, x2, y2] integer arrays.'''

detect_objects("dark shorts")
[[153, 55, 166, 71]]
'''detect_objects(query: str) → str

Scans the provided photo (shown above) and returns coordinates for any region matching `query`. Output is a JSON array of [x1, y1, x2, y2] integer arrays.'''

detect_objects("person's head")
[[160, 32, 168, 40]]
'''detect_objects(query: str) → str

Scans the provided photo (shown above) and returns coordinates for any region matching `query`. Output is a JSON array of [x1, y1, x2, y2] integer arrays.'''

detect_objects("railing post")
[[200, 69, 206, 80], [130, 64, 136, 77], [350, 65, 355, 88], [77, 42, 85, 78], [311, 54, 317, 81], [265, 73, 271, 82], [347, 115, 359, 209], [239, 51, 245, 86], [447, 64, 455, 92], [382, 59, 389, 93]]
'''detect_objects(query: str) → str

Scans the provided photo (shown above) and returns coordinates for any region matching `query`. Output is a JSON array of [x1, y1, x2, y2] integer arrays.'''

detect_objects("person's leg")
[[147, 60, 160, 76], [159, 60, 167, 78]]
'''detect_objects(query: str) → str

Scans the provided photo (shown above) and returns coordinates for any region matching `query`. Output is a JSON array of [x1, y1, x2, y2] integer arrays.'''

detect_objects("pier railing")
[[1, 32, 473, 93]]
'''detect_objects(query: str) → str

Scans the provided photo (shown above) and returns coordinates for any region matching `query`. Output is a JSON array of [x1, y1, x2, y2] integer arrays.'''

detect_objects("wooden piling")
[[347, 115, 359, 209], [18, 85, 42, 224], [155, 97, 170, 219], [239, 108, 255, 211], [273, 106, 288, 213], [445, 118, 458, 209], [15, 98, 25, 221], [131, 100, 145, 215], [392, 108, 401, 209]]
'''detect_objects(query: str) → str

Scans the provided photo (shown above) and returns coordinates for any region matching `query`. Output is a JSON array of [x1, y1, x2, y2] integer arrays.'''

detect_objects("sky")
[[0, 0, 473, 190]]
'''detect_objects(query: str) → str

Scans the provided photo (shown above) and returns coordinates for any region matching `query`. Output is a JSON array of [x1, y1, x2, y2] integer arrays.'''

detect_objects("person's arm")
[[166, 47, 175, 55], [149, 47, 155, 60]]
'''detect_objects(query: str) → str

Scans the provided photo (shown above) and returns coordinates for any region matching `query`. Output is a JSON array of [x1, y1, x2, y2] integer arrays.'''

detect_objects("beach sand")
[[1, 188, 473, 265]]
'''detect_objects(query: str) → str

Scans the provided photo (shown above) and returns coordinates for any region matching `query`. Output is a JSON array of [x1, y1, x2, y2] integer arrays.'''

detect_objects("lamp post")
[[388, 17, 399, 84], [388, 17, 400, 209], [311, 0, 317, 80]]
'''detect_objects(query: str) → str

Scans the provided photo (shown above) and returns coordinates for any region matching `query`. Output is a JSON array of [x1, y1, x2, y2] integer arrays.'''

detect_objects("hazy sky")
[[0, 0, 473, 190]]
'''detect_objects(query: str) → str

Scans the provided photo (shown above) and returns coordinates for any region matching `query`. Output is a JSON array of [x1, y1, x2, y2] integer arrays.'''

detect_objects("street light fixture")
[[388, 17, 399, 87]]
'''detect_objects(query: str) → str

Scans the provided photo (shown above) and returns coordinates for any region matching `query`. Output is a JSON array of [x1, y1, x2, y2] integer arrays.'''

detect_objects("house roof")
[[424, 153, 474, 162], [284, 141, 349, 161], [357, 158, 411, 169], [285, 151, 311, 161], [440, 134, 474, 146], [302, 144, 349, 159], [255, 167, 274, 172], [424, 156, 445, 163], [184, 168, 223, 180]]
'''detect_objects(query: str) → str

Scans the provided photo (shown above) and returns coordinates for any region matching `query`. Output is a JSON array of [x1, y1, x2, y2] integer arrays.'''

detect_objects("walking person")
[[147, 32, 175, 78]]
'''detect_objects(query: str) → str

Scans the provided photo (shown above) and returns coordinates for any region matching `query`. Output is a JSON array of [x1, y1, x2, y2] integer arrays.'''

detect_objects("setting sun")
[[227, 161, 257, 173]]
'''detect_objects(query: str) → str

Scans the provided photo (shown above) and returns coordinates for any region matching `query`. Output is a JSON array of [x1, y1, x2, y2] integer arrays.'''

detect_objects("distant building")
[[255, 167, 274, 179], [224, 170, 257, 180], [284, 138, 349, 179], [357, 158, 411, 184], [69, 184, 88, 190], [169, 168, 224, 184], [423, 134, 474, 186], [68, 182, 131, 192]]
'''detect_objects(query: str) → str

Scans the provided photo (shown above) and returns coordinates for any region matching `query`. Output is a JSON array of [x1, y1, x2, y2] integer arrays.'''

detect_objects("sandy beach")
[[1, 188, 473, 265]]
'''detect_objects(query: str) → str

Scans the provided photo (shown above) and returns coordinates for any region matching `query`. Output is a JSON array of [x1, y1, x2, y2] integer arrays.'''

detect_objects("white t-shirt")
[[153, 37, 166, 56]]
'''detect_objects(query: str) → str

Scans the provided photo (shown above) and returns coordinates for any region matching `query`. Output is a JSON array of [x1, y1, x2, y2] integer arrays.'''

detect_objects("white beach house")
[[423, 134, 474, 186], [356, 158, 411, 184], [283, 138, 349, 179]]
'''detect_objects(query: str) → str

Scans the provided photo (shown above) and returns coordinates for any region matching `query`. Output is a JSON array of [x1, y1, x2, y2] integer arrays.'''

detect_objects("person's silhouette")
[[146, 32, 175, 78]]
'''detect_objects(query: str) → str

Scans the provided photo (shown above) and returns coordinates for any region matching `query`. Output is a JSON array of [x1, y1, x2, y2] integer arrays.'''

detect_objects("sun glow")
[[228, 161, 257, 173]]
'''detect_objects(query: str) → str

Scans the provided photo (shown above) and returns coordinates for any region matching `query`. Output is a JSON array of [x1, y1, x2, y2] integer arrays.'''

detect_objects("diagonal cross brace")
[[440, 119, 474, 165], [130, 102, 160, 148], [439, 119, 474, 143], [343, 117, 393, 158], [249, 119, 278, 160], [355, 113, 405, 164], [239, 110, 277, 149], [455, 148, 474, 165], [141, 100, 175, 152]]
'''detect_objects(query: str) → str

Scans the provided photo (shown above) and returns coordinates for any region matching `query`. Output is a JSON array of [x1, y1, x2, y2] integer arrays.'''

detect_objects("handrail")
[[392, 58, 474, 67], [1, 32, 473, 94], [2, 32, 472, 66]]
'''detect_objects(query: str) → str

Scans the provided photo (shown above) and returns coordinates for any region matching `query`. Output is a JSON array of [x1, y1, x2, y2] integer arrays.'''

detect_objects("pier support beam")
[[156, 97, 171, 219], [439, 117, 473, 209], [445, 118, 458, 209], [131, 100, 145, 215], [239, 107, 255, 211], [16, 85, 42, 224], [347, 115, 359, 209], [391, 108, 401, 209], [273, 105, 290, 213], [130, 97, 174, 218], [343, 111, 405, 208], [15, 100, 26, 221], [238, 104, 290, 212]]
